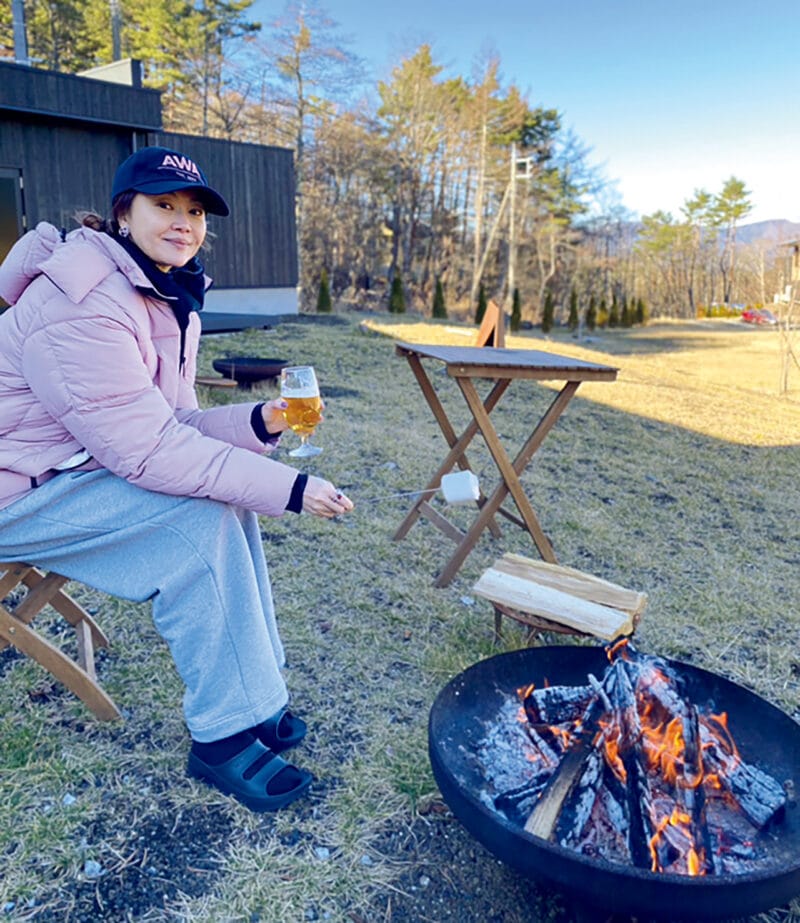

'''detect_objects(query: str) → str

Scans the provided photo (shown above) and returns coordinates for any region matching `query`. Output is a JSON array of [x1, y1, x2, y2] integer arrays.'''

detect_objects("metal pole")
[[110, 0, 122, 60], [506, 142, 517, 312], [11, 0, 29, 65]]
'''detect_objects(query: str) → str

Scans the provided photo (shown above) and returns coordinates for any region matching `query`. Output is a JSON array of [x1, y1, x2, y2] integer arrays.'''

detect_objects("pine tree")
[[567, 287, 579, 331], [636, 297, 647, 325], [510, 287, 521, 332], [389, 273, 406, 314], [316, 268, 332, 313], [541, 290, 554, 333], [609, 294, 620, 328], [621, 294, 631, 327], [432, 278, 447, 319], [585, 294, 597, 331], [475, 283, 487, 325]]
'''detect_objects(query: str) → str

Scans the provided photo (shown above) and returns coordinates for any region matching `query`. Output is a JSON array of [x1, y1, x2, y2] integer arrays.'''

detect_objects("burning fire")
[[504, 641, 786, 877]]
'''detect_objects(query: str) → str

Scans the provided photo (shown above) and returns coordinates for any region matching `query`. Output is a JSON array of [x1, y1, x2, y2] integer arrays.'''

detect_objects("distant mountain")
[[736, 219, 800, 246]]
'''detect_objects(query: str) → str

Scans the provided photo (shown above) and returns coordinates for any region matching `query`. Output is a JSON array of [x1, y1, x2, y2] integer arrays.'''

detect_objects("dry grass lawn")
[[1, 312, 799, 923]]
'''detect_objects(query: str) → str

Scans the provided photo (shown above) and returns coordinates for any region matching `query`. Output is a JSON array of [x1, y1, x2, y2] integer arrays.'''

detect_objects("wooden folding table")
[[392, 342, 618, 586]]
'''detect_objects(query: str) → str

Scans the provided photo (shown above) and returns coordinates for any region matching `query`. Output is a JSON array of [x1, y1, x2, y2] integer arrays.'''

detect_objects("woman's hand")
[[302, 475, 354, 519], [262, 398, 326, 435], [261, 399, 290, 435]]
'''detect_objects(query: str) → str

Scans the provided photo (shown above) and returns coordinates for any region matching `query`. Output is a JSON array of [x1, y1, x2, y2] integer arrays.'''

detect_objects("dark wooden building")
[[0, 60, 298, 322]]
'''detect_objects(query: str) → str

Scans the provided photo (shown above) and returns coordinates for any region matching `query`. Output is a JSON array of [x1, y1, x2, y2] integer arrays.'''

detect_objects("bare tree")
[[779, 284, 800, 396]]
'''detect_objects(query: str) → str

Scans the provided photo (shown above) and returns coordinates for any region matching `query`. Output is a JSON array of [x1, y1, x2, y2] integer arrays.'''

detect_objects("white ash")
[[475, 695, 543, 811]]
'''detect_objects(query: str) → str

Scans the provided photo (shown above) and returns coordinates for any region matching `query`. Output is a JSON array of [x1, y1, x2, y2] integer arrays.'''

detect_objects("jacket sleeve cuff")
[[251, 403, 279, 445], [286, 472, 307, 513]]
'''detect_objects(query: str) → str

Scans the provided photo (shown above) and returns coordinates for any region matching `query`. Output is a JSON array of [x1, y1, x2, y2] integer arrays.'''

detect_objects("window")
[[0, 168, 24, 309]]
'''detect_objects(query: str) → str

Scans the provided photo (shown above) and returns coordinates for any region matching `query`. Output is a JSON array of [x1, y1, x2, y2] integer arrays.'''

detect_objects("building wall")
[[0, 62, 298, 310], [0, 115, 145, 230], [150, 131, 297, 290]]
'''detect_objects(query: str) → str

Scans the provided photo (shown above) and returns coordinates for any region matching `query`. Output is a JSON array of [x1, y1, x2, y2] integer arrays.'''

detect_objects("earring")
[[119, 226, 130, 238]]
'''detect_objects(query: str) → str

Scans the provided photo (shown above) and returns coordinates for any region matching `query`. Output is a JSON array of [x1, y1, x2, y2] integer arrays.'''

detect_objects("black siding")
[[150, 131, 298, 288], [0, 62, 297, 290], [0, 116, 146, 229], [0, 60, 161, 129]]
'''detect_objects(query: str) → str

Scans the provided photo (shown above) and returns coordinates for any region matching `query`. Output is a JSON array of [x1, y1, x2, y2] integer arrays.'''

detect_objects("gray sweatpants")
[[0, 468, 288, 741]]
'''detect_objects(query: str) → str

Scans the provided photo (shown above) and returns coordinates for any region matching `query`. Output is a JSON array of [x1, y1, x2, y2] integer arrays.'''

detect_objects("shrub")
[[316, 268, 332, 313], [567, 288, 579, 331], [609, 294, 620, 328], [432, 278, 447, 319], [541, 290, 554, 333], [475, 283, 487, 325], [511, 287, 521, 332], [389, 273, 406, 314], [585, 294, 597, 331], [597, 297, 609, 328], [621, 295, 632, 327]]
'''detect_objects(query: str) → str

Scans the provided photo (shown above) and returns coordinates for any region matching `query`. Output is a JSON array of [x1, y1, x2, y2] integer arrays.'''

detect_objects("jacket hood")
[[0, 222, 168, 306]]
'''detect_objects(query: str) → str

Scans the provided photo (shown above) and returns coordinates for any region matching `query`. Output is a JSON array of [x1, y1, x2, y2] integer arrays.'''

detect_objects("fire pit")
[[429, 646, 800, 921], [212, 357, 289, 388]]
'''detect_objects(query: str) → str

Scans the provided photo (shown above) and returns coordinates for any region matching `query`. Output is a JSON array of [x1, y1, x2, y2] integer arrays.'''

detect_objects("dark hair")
[[76, 191, 137, 234]]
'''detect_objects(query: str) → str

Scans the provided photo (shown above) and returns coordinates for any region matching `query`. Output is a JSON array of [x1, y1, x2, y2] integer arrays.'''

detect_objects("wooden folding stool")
[[0, 562, 121, 720]]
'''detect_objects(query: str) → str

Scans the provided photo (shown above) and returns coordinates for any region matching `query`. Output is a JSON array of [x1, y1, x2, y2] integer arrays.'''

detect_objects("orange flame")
[[598, 720, 627, 782], [649, 808, 707, 876]]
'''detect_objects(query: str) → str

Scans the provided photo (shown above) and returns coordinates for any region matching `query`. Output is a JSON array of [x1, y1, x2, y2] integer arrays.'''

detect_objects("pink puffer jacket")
[[0, 222, 299, 513]]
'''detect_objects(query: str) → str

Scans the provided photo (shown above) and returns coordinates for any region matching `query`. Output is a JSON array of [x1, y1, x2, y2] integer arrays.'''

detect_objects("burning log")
[[606, 660, 661, 870], [494, 769, 554, 823], [520, 683, 594, 727], [523, 672, 614, 840], [676, 703, 716, 875], [700, 714, 786, 829], [553, 746, 609, 846], [488, 641, 789, 879], [521, 721, 560, 767]]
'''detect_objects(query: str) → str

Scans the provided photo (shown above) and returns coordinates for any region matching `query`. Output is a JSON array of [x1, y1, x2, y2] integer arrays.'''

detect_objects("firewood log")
[[699, 717, 786, 829], [473, 555, 645, 641]]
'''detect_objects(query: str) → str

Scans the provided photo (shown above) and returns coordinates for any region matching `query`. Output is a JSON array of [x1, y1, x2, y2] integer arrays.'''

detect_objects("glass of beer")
[[280, 365, 323, 457]]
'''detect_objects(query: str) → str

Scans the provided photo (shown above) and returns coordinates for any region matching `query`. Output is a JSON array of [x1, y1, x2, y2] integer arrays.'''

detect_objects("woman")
[[0, 146, 353, 812]]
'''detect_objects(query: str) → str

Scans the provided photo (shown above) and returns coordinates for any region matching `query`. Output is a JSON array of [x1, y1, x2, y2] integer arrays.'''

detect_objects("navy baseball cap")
[[112, 146, 230, 216]]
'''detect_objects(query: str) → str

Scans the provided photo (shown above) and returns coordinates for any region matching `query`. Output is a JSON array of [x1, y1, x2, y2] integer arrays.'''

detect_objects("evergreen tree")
[[316, 268, 332, 312], [567, 287, 579, 331], [636, 297, 647, 325], [585, 294, 597, 331], [389, 273, 406, 313], [510, 287, 521, 332], [598, 297, 608, 327], [541, 290, 554, 333], [432, 278, 447, 319], [609, 294, 620, 328], [20, 0, 106, 71], [620, 294, 631, 327], [475, 283, 487, 325]]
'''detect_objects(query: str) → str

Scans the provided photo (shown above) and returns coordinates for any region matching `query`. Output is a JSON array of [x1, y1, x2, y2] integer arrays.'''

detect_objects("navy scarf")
[[115, 234, 206, 367]]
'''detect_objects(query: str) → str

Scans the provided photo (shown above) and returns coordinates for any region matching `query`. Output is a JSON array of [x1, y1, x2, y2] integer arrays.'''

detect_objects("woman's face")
[[121, 190, 207, 270]]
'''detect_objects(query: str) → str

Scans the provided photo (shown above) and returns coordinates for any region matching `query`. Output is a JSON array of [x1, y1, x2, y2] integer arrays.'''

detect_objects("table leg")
[[392, 355, 505, 541], [434, 379, 580, 587]]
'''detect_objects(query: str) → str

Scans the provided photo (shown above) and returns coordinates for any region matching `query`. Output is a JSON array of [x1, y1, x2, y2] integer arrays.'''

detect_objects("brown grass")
[[364, 316, 800, 446], [1, 312, 799, 922]]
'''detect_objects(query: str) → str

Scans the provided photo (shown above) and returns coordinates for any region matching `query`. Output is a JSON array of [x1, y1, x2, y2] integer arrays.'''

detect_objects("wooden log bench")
[[472, 553, 648, 643]]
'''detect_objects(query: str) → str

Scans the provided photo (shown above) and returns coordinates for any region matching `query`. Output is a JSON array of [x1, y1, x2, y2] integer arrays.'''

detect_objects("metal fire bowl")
[[212, 357, 289, 385], [429, 646, 800, 921]]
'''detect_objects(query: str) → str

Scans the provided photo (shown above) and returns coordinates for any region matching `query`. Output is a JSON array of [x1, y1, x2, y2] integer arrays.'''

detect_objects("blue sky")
[[255, 0, 800, 224]]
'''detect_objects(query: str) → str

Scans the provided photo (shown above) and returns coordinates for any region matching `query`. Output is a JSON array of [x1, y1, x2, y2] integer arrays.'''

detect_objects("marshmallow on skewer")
[[359, 470, 481, 506], [439, 470, 481, 505]]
